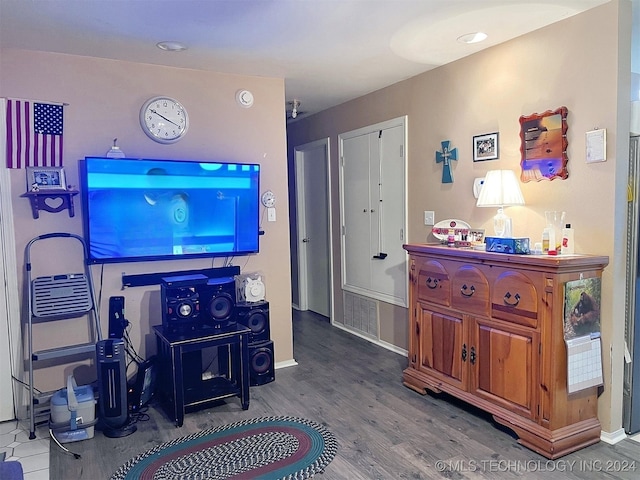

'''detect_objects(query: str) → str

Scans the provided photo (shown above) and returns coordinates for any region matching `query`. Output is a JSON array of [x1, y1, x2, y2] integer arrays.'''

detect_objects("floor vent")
[[342, 292, 378, 338]]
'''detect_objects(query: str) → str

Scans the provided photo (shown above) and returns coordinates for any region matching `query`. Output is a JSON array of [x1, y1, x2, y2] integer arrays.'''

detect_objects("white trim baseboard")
[[600, 428, 627, 444], [275, 359, 298, 370], [332, 322, 407, 357]]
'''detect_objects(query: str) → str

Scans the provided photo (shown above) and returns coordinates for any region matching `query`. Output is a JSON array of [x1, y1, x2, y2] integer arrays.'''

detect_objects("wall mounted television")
[[80, 156, 260, 264]]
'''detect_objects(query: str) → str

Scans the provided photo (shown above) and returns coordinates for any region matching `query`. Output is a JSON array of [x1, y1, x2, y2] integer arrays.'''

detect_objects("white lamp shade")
[[476, 170, 525, 207]]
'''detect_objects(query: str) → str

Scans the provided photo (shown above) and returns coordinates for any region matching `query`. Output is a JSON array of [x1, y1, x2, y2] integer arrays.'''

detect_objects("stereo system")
[[199, 277, 237, 330], [236, 301, 270, 344], [160, 272, 275, 386], [237, 300, 274, 386], [249, 340, 275, 386]]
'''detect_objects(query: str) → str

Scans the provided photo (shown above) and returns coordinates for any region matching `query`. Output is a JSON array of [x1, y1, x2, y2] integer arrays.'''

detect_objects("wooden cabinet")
[[403, 244, 608, 459]]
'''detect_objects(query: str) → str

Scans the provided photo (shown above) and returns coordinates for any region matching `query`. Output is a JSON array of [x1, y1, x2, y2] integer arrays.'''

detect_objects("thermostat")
[[473, 177, 485, 199]]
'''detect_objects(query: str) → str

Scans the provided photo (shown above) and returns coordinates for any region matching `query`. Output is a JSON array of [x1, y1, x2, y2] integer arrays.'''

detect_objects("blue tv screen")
[[80, 156, 260, 264]]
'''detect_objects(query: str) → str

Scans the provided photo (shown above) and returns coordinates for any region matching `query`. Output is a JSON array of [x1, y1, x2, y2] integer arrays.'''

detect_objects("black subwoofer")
[[249, 340, 275, 386], [197, 276, 237, 330], [236, 301, 270, 344]]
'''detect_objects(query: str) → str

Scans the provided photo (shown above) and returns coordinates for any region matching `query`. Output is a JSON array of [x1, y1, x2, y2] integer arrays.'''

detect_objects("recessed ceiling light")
[[457, 32, 488, 44], [156, 41, 188, 52]]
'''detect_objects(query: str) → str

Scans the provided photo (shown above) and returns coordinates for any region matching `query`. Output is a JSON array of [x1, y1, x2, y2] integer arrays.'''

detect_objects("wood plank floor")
[[50, 310, 640, 479]]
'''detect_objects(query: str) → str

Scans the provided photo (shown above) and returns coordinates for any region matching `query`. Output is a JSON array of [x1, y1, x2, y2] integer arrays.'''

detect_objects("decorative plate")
[[432, 219, 471, 241]]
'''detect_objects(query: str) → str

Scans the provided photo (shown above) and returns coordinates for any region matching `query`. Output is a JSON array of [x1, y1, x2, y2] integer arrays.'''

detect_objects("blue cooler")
[[50, 376, 97, 443]]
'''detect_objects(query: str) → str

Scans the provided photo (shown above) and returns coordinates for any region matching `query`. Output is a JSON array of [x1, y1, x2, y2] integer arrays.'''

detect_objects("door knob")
[[302, 238, 310, 243]]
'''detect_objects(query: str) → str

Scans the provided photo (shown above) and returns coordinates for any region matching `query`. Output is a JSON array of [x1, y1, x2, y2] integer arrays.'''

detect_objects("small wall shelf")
[[21, 190, 79, 219]]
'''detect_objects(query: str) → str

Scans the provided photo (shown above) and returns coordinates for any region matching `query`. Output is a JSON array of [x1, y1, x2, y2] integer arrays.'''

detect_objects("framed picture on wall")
[[473, 132, 499, 162], [519, 106, 568, 181], [26, 166, 66, 191]]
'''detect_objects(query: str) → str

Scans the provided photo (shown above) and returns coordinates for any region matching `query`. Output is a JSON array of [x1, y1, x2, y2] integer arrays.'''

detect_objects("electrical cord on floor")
[[49, 428, 81, 459]]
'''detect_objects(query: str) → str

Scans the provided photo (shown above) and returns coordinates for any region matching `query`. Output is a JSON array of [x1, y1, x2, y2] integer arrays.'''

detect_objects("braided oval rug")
[[110, 416, 338, 480]]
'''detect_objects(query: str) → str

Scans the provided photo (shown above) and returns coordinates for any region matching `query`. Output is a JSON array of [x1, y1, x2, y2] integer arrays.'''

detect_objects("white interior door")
[[0, 98, 19, 421], [341, 133, 372, 291], [295, 139, 331, 318]]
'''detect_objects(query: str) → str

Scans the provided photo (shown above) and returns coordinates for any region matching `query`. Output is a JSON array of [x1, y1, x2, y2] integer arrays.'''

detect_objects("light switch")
[[424, 211, 435, 226], [267, 207, 276, 222]]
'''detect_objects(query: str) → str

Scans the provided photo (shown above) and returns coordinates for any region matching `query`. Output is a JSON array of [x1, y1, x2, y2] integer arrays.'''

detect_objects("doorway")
[[294, 138, 332, 319], [0, 97, 20, 421]]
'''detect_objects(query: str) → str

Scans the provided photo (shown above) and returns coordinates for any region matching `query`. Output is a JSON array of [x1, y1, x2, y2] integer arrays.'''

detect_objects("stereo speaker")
[[236, 301, 270, 344], [196, 276, 237, 330], [249, 340, 275, 386], [161, 284, 201, 335]]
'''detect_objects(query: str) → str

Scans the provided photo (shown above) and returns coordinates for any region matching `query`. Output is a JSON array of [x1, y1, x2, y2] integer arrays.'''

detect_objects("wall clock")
[[140, 96, 189, 144], [261, 190, 276, 208]]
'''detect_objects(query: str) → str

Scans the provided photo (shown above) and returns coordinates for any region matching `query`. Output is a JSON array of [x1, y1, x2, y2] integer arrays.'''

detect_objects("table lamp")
[[476, 169, 525, 237]]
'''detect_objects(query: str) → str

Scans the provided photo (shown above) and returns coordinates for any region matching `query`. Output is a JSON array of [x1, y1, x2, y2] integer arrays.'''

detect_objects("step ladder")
[[25, 233, 102, 439]]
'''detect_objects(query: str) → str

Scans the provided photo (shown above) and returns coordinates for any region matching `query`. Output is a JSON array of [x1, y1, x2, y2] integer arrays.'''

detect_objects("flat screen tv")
[[80, 156, 260, 264]]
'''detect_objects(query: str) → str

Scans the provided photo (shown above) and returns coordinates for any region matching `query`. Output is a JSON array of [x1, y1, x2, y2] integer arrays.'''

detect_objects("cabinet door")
[[469, 317, 538, 419], [416, 303, 466, 390], [342, 132, 372, 292], [339, 118, 407, 307]]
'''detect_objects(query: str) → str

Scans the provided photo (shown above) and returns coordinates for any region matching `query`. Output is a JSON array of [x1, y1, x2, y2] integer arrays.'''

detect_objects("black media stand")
[[153, 325, 250, 427]]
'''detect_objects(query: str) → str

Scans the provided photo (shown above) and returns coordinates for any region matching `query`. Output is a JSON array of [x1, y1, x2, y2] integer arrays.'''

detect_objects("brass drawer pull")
[[503, 292, 521, 307], [460, 284, 475, 297], [425, 277, 439, 289]]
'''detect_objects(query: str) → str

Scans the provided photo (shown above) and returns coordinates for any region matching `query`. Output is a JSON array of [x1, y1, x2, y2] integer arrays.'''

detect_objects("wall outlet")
[[424, 210, 435, 226]]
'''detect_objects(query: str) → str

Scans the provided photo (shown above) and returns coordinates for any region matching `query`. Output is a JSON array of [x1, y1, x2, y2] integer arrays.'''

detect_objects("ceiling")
[[0, 0, 625, 120]]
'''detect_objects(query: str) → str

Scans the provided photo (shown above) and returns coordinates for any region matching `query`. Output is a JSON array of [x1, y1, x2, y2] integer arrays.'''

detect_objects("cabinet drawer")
[[451, 265, 490, 316], [491, 270, 538, 328], [416, 259, 450, 306]]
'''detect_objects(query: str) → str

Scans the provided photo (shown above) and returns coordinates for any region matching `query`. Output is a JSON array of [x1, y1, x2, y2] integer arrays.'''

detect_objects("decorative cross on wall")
[[435, 140, 458, 183]]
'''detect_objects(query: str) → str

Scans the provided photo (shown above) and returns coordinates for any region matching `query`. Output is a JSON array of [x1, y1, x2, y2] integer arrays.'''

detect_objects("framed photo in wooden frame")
[[519, 106, 568, 182], [472, 132, 499, 162], [26, 166, 66, 191]]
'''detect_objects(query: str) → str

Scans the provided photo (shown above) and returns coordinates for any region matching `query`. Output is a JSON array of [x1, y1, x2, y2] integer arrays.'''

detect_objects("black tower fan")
[[96, 339, 136, 437]]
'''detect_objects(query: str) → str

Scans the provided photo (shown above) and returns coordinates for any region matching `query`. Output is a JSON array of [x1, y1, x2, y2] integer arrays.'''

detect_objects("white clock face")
[[140, 96, 189, 144], [261, 190, 276, 208]]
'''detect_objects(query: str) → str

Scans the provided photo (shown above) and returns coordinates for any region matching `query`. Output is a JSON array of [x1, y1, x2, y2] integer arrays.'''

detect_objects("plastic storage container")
[[50, 376, 96, 443]]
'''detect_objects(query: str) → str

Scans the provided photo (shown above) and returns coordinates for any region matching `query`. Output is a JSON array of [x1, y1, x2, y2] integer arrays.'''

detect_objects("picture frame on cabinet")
[[26, 166, 66, 191], [472, 132, 499, 162]]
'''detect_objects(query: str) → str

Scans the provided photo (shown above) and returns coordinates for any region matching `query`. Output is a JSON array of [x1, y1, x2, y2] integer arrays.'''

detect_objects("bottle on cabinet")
[[561, 224, 575, 255]]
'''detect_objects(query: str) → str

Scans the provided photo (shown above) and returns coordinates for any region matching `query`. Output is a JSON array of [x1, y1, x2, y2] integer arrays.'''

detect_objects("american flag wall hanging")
[[5, 98, 65, 169]]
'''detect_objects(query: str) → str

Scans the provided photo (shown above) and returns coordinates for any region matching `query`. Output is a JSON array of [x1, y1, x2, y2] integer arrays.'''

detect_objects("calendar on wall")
[[564, 277, 604, 394], [566, 334, 603, 394]]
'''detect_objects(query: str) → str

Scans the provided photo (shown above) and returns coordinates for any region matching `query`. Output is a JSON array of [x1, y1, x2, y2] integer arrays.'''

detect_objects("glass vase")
[[544, 211, 566, 254]]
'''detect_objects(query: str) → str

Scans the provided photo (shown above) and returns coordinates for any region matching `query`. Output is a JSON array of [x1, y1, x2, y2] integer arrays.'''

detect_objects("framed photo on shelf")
[[26, 166, 66, 191], [473, 132, 499, 162]]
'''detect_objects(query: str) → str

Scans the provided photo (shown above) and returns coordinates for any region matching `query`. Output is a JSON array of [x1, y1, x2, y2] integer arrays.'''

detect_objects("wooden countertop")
[[403, 243, 609, 272]]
